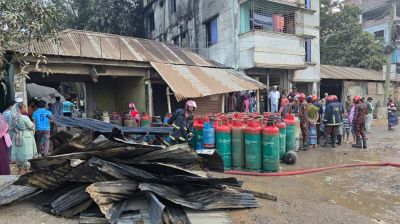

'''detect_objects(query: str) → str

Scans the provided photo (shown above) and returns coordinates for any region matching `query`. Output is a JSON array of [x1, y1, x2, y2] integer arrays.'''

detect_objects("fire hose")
[[224, 162, 400, 176]]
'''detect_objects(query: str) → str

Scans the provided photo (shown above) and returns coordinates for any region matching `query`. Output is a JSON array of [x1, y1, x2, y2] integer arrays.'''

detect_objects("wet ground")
[[227, 119, 400, 224], [0, 120, 399, 224]]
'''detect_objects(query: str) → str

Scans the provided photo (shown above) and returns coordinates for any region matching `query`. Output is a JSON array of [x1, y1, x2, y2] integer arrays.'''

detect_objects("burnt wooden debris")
[[0, 133, 265, 224]]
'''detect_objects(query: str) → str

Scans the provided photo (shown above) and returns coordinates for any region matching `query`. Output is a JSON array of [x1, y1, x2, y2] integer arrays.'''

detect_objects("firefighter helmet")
[[353, 95, 362, 103]]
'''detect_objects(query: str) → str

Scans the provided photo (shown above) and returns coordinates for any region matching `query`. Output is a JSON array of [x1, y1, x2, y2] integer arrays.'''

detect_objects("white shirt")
[[269, 91, 280, 104]]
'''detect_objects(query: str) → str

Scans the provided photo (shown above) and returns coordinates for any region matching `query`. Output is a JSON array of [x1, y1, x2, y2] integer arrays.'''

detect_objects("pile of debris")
[[0, 130, 273, 223]]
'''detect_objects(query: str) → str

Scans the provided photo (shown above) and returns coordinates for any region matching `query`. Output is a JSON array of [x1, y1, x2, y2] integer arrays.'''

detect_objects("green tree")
[[320, 0, 385, 70], [51, 0, 144, 37], [0, 0, 61, 76]]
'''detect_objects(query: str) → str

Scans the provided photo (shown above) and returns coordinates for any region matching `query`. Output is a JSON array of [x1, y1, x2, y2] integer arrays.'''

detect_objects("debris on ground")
[[0, 125, 267, 223]]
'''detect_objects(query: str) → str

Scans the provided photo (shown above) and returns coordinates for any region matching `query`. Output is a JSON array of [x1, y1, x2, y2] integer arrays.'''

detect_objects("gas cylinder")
[[151, 116, 163, 127], [231, 120, 245, 170], [203, 122, 215, 149], [245, 120, 262, 172], [216, 123, 232, 170], [284, 114, 296, 153], [262, 125, 280, 172], [194, 119, 204, 150], [141, 114, 151, 127], [276, 122, 286, 161]]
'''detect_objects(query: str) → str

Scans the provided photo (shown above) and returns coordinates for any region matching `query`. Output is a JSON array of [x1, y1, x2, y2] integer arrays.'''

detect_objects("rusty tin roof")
[[18, 29, 225, 68], [151, 62, 266, 101], [320, 65, 383, 81]]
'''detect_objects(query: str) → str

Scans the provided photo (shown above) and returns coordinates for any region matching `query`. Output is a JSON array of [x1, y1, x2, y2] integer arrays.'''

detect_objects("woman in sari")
[[0, 113, 11, 175], [8, 102, 37, 175], [387, 97, 398, 130]]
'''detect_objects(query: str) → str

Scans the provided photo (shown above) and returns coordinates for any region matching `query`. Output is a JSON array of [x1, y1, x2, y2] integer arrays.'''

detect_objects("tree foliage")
[[0, 0, 61, 76], [50, 0, 144, 37], [320, 0, 385, 70]]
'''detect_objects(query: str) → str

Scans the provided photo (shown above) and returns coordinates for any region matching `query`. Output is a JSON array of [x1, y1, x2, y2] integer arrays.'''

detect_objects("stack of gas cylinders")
[[192, 112, 299, 172]]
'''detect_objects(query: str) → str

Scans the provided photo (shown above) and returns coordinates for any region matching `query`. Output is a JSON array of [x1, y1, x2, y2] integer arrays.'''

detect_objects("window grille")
[[240, 0, 304, 35]]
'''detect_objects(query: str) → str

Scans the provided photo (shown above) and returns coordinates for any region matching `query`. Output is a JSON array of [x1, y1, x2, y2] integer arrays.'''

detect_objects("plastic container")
[[284, 114, 297, 154], [203, 122, 215, 149], [231, 120, 245, 170], [245, 120, 262, 172], [276, 122, 287, 161], [216, 123, 232, 170], [262, 126, 280, 172]]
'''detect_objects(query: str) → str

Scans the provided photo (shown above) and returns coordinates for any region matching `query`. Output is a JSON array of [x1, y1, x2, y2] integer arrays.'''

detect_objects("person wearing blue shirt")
[[32, 100, 53, 156], [63, 98, 75, 117]]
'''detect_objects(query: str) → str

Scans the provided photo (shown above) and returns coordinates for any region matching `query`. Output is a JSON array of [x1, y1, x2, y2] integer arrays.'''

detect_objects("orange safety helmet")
[[327, 95, 334, 103], [353, 95, 362, 103], [298, 93, 306, 102], [332, 95, 338, 101], [311, 95, 318, 102]]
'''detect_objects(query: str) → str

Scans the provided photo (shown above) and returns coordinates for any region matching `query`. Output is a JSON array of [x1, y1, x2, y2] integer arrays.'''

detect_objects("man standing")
[[365, 97, 374, 133], [298, 93, 310, 150], [227, 93, 237, 113], [311, 95, 323, 144], [32, 100, 53, 156], [51, 96, 63, 117], [323, 95, 343, 148], [352, 96, 368, 148], [62, 98, 75, 117], [268, 86, 280, 113]]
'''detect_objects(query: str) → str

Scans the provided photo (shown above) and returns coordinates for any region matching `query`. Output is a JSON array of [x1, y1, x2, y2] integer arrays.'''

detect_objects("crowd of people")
[[279, 91, 398, 151], [0, 97, 76, 175]]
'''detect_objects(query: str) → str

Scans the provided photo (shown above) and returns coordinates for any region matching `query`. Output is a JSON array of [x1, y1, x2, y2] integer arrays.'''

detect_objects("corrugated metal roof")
[[151, 62, 267, 101], [320, 65, 383, 81], [18, 29, 225, 68]]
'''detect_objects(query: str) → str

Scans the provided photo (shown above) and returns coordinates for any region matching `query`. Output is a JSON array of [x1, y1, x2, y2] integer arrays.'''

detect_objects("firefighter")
[[323, 95, 344, 148], [352, 95, 368, 148], [166, 100, 196, 146], [298, 93, 310, 150]]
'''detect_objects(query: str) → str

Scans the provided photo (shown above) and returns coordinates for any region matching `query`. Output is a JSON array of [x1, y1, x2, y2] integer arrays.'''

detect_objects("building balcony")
[[239, 31, 309, 70]]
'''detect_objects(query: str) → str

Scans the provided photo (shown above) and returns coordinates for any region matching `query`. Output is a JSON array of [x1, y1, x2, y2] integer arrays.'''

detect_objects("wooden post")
[[255, 77, 260, 113], [148, 80, 153, 116], [221, 94, 226, 113], [266, 73, 270, 112]]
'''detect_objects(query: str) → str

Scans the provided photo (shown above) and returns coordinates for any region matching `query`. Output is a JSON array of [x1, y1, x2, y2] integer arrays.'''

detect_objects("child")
[[342, 112, 351, 143]]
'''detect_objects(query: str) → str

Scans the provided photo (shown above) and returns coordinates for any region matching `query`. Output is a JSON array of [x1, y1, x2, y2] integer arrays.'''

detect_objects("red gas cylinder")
[[232, 119, 245, 170], [216, 122, 232, 170], [245, 120, 262, 172], [262, 125, 280, 172], [141, 114, 151, 127]]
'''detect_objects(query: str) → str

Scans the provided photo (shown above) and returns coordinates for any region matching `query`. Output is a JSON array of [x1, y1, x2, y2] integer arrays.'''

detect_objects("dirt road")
[[0, 120, 399, 224], [227, 120, 400, 224]]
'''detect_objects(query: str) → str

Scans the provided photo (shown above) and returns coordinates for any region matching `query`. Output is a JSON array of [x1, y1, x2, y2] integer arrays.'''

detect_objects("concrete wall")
[[144, 0, 320, 85], [92, 76, 146, 115]]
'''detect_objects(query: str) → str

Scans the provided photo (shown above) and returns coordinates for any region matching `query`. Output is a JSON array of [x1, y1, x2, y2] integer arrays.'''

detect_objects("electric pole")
[[385, 0, 396, 105]]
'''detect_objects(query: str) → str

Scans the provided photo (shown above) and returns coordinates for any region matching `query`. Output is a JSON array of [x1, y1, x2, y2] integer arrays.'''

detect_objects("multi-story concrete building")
[[143, 0, 320, 107], [344, 0, 400, 75]]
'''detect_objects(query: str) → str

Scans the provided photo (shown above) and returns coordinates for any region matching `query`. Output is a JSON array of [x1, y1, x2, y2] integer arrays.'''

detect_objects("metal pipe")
[[221, 94, 226, 113], [166, 87, 172, 113], [385, 1, 395, 105]]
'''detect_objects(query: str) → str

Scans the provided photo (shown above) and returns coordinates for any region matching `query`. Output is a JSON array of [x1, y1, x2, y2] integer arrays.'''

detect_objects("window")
[[305, 38, 311, 63], [374, 30, 384, 38], [305, 0, 311, 10], [148, 12, 155, 32], [240, 0, 303, 35], [205, 17, 218, 46], [170, 0, 176, 14]]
